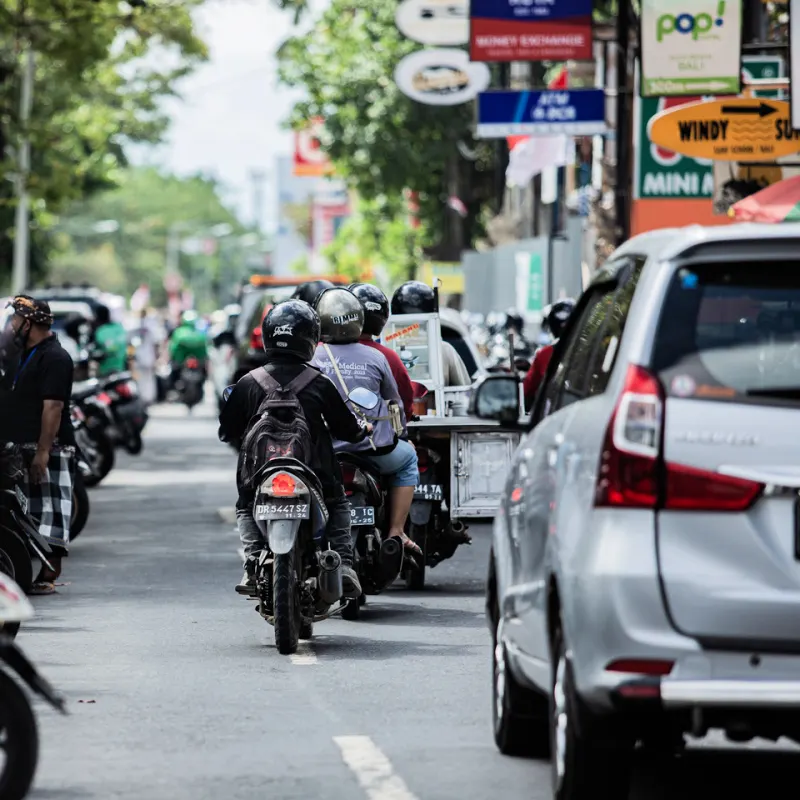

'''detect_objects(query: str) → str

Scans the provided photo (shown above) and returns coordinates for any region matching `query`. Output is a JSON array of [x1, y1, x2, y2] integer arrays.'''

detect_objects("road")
[[18, 403, 800, 800]]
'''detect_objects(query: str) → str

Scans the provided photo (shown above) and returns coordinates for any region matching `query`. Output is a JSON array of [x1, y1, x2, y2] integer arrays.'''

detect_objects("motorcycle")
[[72, 373, 147, 456], [0, 573, 67, 799], [0, 448, 56, 594], [251, 459, 347, 655], [70, 400, 114, 487], [337, 451, 405, 621], [70, 469, 90, 542], [176, 356, 206, 410]]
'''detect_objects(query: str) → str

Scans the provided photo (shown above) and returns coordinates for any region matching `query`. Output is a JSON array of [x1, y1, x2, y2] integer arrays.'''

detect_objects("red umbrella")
[[729, 175, 800, 223]]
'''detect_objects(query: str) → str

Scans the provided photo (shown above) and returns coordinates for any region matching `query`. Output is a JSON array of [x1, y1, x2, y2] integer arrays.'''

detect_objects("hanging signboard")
[[791, 0, 800, 130], [396, 0, 469, 46], [648, 98, 800, 161], [293, 118, 334, 177], [640, 0, 743, 97], [469, 0, 592, 63], [394, 49, 490, 106], [476, 89, 606, 138]]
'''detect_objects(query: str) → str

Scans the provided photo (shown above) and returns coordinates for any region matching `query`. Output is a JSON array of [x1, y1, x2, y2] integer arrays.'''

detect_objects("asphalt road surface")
[[18, 403, 800, 800]]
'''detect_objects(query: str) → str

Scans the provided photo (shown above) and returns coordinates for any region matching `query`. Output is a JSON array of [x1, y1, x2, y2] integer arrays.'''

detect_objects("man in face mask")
[[0, 296, 76, 594]]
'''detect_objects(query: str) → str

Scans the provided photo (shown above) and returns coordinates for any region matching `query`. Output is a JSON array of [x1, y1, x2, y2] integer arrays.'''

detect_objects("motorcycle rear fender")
[[7, 511, 54, 570], [0, 639, 66, 713], [409, 500, 433, 526], [267, 519, 302, 555]]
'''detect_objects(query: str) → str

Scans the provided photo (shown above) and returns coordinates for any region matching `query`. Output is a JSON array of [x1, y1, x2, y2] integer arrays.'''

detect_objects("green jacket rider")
[[169, 310, 209, 366], [93, 304, 129, 376]]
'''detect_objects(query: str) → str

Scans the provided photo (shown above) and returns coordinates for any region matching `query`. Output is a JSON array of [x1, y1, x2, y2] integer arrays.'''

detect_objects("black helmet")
[[349, 283, 389, 337], [545, 298, 575, 340], [390, 281, 437, 315], [504, 309, 524, 335], [292, 279, 335, 307], [261, 300, 320, 362], [315, 287, 364, 344]]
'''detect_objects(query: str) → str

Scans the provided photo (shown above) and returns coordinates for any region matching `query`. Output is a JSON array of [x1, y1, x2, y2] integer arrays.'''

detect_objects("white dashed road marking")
[[289, 642, 317, 665], [334, 735, 418, 800]]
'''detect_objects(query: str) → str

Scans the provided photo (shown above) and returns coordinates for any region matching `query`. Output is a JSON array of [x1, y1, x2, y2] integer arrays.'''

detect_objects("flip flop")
[[28, 581, 57, 596]]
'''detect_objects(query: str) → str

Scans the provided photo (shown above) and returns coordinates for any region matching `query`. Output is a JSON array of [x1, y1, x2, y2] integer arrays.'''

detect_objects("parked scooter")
[[0, 573, 67, 799], [176, 356, 206, 410], [70, 401, 114, 487], [0, 448, 57, 594]]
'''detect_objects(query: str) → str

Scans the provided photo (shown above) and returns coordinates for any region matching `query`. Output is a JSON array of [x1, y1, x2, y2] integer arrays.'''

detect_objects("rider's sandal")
[[29, 581, 57, 595]]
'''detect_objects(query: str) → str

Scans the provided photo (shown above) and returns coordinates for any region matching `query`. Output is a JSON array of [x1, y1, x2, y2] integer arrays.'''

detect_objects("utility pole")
[[11, 47, 34, 294], [249, 169, 266, 233], [614, 0, 632, 247], [743, 0, 765, 47]]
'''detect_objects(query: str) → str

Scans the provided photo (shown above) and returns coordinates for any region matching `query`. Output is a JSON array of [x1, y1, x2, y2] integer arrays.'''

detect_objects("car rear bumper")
[[661, 679, 800, 707]]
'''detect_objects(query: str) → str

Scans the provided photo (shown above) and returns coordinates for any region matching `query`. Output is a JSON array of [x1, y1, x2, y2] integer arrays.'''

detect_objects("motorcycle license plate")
[[414, 484, 443, 501], [255, 501, 310, 521], [14, 485, 28, 514], [350, 507, 375, 526]]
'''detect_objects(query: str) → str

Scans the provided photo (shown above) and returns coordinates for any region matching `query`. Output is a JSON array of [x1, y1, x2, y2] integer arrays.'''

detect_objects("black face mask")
[[12, 320, 30, 350]]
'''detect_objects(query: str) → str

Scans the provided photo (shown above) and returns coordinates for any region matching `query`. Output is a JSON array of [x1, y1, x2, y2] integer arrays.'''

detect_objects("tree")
[[276, 0, 496, 260], [0, 0, 208, 285], [50, 167, 253, 307]]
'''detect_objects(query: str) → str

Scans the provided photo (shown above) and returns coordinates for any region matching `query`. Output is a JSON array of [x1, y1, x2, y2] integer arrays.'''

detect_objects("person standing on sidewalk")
[[0, 296, 76, 594]]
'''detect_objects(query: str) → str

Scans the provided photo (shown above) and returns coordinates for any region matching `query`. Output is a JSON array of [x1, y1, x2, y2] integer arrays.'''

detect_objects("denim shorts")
[[363, 440, 419, 488]]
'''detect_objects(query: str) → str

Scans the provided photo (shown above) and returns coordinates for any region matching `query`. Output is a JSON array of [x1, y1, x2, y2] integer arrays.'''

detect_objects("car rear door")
[[653, 252, 800, 646]]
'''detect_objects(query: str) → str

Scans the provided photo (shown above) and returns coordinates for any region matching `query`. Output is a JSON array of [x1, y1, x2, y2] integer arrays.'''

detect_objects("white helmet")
[[0, 574, 34, 623]]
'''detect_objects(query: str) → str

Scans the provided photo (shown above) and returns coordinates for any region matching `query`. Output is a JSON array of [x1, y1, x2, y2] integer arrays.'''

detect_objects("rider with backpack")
[[218, 300, 369, 599]]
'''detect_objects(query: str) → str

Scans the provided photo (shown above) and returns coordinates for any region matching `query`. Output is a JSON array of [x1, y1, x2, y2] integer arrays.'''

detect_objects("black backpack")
[[237, 366, 317, 490]]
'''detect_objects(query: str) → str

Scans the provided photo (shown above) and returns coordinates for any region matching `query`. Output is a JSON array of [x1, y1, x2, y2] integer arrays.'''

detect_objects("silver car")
[[475, 223, 800, 799]]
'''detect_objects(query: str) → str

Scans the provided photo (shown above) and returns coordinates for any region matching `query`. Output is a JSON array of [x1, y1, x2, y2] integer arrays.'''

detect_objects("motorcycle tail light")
[[96, 392, 112, 405], [186, 357, 199, 368], [272, 473, 297, 497], [115, 382, 134, 399]]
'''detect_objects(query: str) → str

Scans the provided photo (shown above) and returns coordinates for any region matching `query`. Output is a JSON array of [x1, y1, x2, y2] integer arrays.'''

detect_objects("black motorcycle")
[[176, 356, 206, 410], [70, 400, 114, 487], [338, 453, 404, 620], [0, 625, 67, 799], [251, 459, 346, 655], [0, 448, 56, 594]]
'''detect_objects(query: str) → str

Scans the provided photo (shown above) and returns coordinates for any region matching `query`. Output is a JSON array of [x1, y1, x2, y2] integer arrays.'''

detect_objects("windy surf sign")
[[648, 98, 800, 161]]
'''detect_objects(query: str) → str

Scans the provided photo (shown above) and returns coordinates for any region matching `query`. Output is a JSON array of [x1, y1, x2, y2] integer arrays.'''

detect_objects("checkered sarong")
[[13, 443, 76, 551]]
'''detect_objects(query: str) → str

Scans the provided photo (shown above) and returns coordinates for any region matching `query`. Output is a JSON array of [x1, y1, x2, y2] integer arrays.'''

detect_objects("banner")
[[293, 118, 334, 177], [640, 0, 743, 97], [469, 0, 592, 63]]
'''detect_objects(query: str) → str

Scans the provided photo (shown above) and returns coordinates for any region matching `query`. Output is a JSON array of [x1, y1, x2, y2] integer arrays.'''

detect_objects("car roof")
[[610, 222, 800, 265]]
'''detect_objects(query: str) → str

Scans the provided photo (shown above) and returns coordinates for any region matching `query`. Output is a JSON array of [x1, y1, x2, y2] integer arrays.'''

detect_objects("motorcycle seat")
[[72, 380, 100, 401], [337, 452, 382, 478]]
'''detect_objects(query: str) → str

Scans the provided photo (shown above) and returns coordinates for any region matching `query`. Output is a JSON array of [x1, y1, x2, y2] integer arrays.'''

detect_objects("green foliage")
[[322, 195, 424, 287], [50, 167, 254, 307], [276, 0, 495, 252], [0, 0, 208, 285]]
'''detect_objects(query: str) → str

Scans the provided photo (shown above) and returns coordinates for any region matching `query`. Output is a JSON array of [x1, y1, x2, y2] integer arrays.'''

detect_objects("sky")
[[134, 0, 326, 232]]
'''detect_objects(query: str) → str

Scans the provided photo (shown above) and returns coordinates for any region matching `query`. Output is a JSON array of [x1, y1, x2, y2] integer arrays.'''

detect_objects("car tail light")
[[271, 473, 297, 497], [595, 365, 764, 512], [606, 658, 674, 676], [250, 327, 263, 350]]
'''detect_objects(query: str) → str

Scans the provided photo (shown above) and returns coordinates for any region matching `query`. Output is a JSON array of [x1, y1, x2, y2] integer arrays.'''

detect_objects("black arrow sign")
[[720, 102, 778, 118]]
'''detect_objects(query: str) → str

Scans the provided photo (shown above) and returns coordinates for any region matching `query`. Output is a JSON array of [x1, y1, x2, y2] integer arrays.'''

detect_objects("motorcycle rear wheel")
[[124, 431, 143, 456], [0, 670, 39, 800], [81, 434, 114, 488], [273, 548, 302, 655], [405, 523, 427, 590]]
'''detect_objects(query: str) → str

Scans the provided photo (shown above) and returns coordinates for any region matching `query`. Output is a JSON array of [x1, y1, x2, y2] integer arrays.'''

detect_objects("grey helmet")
[[315, 287, 364, 344]]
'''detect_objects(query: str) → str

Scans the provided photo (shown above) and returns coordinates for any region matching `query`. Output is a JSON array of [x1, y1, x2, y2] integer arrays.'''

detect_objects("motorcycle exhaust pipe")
[[451, 521, 466, 535], [378, 537, 404, 583], [317, 549, 343, 605]]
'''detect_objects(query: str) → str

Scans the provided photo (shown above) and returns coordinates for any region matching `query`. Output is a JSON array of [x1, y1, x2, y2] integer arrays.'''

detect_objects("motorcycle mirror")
[[222, 385, 234, 404], [348, 387, 380, 411]]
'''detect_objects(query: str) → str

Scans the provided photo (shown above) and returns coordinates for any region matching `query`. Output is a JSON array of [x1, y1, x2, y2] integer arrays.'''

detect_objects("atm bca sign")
[[648, 98, 800, 162]]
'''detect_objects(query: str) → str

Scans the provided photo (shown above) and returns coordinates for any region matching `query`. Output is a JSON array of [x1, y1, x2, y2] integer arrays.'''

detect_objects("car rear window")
[[652, 262, 800, 404]]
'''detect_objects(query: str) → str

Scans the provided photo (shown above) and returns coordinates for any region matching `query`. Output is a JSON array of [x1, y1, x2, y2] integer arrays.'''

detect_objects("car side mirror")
[[469, 375, 520, 425]]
